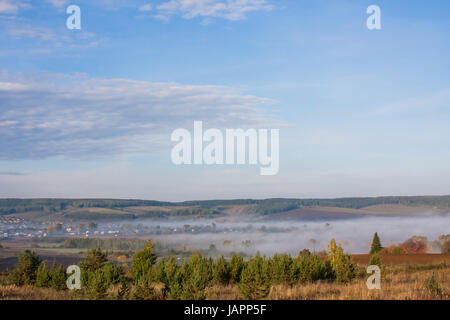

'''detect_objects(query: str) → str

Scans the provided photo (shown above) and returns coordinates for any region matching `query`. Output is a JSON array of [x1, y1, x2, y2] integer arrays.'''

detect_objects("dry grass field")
[[208, 266, 449, 300], [351, 254, 450, 266]]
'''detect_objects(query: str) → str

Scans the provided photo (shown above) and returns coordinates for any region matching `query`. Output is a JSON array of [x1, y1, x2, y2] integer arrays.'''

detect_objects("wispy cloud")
[[139, 3, 153, 12], [0, 171, 25, 176], [0, 72, 281, 160], [44, 0, 68, 8], [154, 0, 273, 22], [5, 24, 55, 40], [0, 0, 30, 14]]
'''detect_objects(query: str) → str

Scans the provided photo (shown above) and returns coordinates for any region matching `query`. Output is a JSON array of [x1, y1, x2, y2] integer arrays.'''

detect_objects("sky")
[[0, 0, 449, 201]]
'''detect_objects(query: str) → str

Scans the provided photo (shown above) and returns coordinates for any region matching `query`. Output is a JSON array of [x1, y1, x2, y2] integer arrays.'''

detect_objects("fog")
[[124, 215, 450, 255]]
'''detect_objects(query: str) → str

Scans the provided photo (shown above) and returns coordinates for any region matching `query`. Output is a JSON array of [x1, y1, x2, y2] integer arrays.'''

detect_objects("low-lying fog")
[[130, 214, 450, 255]]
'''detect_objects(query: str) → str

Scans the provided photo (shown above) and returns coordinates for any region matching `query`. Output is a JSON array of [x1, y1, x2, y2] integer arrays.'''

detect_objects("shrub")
[[130, 241, 156, 281], [35, 261, 51, 288], [49, 262, 67, 290], [426, 271, 443, 297], [441, 240, 450, 254], [327, 239, 357, 283], [267, 254, 295, 285], [229, 253, 245, 284], [181, 252, 212, 300], [294, 252, 333, 283], [402, 236, 429, 254], [238, 254, 270, 299], [8, 250, 41, 286], [86, 269, 109, 299], [213, 256, 231, 285], [130, 275, 158, 300]]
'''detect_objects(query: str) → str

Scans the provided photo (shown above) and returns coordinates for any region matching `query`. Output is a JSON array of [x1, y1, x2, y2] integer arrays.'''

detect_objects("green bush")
[[130, 241, 156, 281], [49, 262, 67, 290], [130, 275, 158, 300], [238, 254, 270, 299], [229, 253, 245, 284], [8, 250, 41, 286], [294, 252, 333, 283], [267, 254, 295, 285], [86, 269, 109, 299], [180, 252, 212, 300], [328, 239, 357, 283], [213, 256, 231, 285], [35, 261, 51, 288]]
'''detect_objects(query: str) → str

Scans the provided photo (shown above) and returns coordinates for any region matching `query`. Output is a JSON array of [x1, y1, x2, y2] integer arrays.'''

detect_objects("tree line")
[[0, 239, 360, 300]]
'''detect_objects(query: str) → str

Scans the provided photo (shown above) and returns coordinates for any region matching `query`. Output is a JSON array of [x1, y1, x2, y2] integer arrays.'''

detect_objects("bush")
[[79, 247, 124, 297], [267, 254, 295, 285], [86, 269, 109, 299], [426, 271, 443, 297], [8, 250, 41, 286], [369, 253, 382, 267], [294, 252, 333, 283], [327, 239, 357, 283], [181, 252, 212, 300], [130, 241, 156, 281], [229, 254, 245, 284], [35, 261, 51, 288], [130, 275, 158, 300], [441, 240, 450, 254], [49, 262, 67, 290], [213, 256, 231, 285], [238, 254, 270, 299]]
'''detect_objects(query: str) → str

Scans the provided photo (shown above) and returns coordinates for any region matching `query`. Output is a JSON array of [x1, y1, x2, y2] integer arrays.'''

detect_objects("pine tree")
[[35, 261, 51, 288], [181, 252, 212, 300], [238, 254, 271, 299], [369, 253, 382, 267], [131, 241, 156, 281], [327, 239, 357, 283], [370, 232, 383, 254], [49, 262, 67, 290], [213, 256, 231, 285], [8, 250, 41, 285], [229, 253, 245, 284]]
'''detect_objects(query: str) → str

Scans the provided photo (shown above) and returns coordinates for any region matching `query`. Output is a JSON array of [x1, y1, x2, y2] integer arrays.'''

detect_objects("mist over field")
[[125, 214, 450, 255]]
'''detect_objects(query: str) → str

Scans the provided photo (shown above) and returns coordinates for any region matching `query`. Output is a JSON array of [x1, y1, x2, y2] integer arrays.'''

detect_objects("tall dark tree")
[[131, 241, 156, 281], [370, 232, 383, 254]]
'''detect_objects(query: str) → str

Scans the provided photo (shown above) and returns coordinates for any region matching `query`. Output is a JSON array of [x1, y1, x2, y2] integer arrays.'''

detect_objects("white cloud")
[[5, 24, 55, 40], [0, 72, 281, 160], [44, 0, 68, 8], [0, 0, 29, 14], [155, 0, 273, 22], [139, 3, 153, 12]]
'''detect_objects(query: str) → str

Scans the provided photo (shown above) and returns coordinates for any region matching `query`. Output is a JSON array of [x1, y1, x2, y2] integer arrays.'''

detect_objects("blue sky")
[[0, 0, 449, 200]]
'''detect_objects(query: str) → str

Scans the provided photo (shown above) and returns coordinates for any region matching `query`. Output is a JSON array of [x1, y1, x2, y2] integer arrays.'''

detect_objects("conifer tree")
[[35, 261, 51, 288], [370, 232, 383, 254], [238, 254, 270, 299], [131, 241, 156, 281]]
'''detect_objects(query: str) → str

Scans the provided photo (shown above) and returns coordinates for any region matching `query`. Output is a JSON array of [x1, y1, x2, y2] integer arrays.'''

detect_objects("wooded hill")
[[0, 196, 449, 220]]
